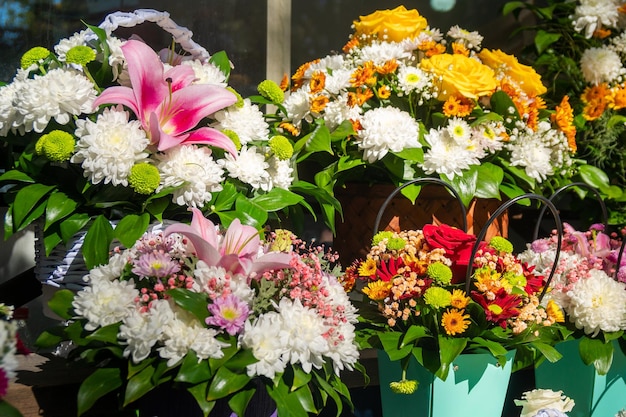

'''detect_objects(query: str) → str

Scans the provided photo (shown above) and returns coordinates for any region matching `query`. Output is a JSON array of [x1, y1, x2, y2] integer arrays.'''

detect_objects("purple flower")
[[530, 239, 550, 253], [206, 294, 250, 335], [132, 251, 181, 278]]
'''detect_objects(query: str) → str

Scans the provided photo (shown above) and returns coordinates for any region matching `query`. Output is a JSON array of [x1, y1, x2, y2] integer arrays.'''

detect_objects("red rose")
[[423, 224, 483, 283]]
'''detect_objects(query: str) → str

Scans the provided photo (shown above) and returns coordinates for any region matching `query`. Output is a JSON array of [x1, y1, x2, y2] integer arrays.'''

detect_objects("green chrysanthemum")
[[503, 271, 527, 290], [489, 236, 514, 254], [387, 237, 406, 251], [389, 379, 418, 395], [372, 231, 394, 246], [21, 46, 50, 69], [268, 135, 294, 160], [427, 262, 453, 284], [36, 130, 75, 162], [227, 87, 245, 108], [222, 129, 242, 151], [257, 79, 284, 104], [128, 164, 160, 195], [423, 286, 452, 309], [65, 45, 96, 66]]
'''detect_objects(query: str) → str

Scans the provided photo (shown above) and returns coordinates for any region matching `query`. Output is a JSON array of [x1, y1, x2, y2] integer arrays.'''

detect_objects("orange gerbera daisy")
[[310, 95, 330, 113], [362, 280, 392, 301], [441, 308, 471, 335], [552, 95, 577, 152], [377, 59, 398, 75], [351, 62, 377, 87], [309, 70, 326, 94]]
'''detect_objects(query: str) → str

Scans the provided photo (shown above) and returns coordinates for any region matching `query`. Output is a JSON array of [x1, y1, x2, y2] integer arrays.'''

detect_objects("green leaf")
[[534, 30, 562, 55], [210, 182, 239, 212], [291, 366, 313, 391], [313, 373, 345, 417], [209, 50, 232, 78], [299, 123, 333, 156], [0, 399, 25, 417], [59, 213, 91, 244], [401, 325, 429, 346], [251, 188, 304, 212], [502, 1, 526, 15], [82, 215, 115, 269], [86, 323, 120, 344], [436, 336, 468, 380], [578, 164, 611, 190], [114, 213, 150, 247], [228, 387, 257, 417], [46, 289, 75, 320], [579, 337, 614, 375], [378, 332, 412, 361], [176, 351, 212, 384], [187, 382, 216, 417], [446, 168, 477, 207], [12, 183, 55, 229], [44, 191, 78, 231], [124, 364, 157, 406], [530, 341, 562, 363], [490, 90, 520, 121], [475, 163, 503, 200], [168, 288, 210, 322], [207, 366, 251, 401], [77, 368, 122, 416], [35, 329, 65, 349], [268, 377, 316, 417], [234, 197, 268, 228], [0, 169, 35, 183]]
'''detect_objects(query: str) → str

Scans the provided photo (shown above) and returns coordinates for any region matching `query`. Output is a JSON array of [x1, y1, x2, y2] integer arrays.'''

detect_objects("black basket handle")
[[372, 178, 467, 239], [532, 182, 608, 242], [465, 193, 563, 301]]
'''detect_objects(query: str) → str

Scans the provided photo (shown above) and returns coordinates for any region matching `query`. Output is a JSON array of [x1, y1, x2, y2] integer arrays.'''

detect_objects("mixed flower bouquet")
[[36, 208, 359, 417], [518, 222, 626, 374], [504, 0, 626, 223], [0, 10, 334, 274], [271, 5, 599, 229], [0, 303, 26, 417], [342, 223, 564, 393]]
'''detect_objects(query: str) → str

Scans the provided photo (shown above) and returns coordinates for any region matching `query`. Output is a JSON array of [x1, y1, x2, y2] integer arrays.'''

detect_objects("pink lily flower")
[[164, 208, 291, 276], [93, 40, 237, 153]]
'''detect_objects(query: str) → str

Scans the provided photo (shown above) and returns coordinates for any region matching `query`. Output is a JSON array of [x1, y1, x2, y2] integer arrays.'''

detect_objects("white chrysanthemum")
[[566, 269, 626, 336], [83, 252, 129, 284], [72, 278, 139, 331], [320, 68, 352, 96], [611, 32, 626, 56], [307, 54, 345, 76], [240, 312, 287, 379], [322, 92, 362, 130], [572, 0, 621, 38], [284, 88, 312, 127], [447, 25, 484, 49], [275, 298, 329, 373], [397, 65, 431, 95], [0, 79, 25, 136], [157, 144, 225, 207], [213, 98, 269, 145], [473, 122, 506, 153], [267, 156, 294, 190], [355, 106, 421, 163], [159, 311, 226, 367], [54, 30, 90, 61], [182, 60, 228, 87], [422, 127, 481, 178], [12, 68, 97, 133], [219, 146, 271, 191], [106, 36, 126, 82], [580, 46, 625, 85], [72, 106, 150, 186], [354, 41, 409, 66], [119, 300, 173, 363]]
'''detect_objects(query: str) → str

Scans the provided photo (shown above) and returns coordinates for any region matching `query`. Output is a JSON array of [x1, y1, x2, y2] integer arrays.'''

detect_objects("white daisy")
[[446, 117, 472, 145], [213, 98, 269, 145], [447, 25, 484, 49], [54, 30, 90, 61], [12, 68, 97, 133], [157, 144, 225, 208], [355, 106, 421, 163], [354, 41, 409, 66], [182, 59, 228, 86], [72, 106, 150, 186], [219, 146, 271, 191], [421, 127, 481, 178], [397, 64, 431, 95], [72, 278, 138, 331]]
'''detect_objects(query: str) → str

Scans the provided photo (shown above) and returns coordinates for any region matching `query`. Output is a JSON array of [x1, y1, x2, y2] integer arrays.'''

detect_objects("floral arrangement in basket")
[[270, 4, 600, 227], [0, 10, 335, 278], [518, 220, 626, 374], [36, 208, 360, 417], [0, 303, 28, 417], [504, 0, 626, 223], [342, 218, 564, 393]]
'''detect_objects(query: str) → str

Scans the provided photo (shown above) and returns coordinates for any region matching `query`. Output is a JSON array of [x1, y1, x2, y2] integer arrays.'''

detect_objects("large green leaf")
[[0, 169, 35, 183], [267, 377, 316, 417], [227, 387, 257, 417], [251, 188, 304, 212], [187, 382, 216, 417], [168, 288, 210, 322], [44, 191, 78, 231], [0, 399, 26, 417], [578, 164, 611, 190], [234, 197, 268, 228], [124, 364, 157, 406], [46, 289, 75, 320], [207, 366, 251, 401], [209, 50, 232, 78], [579, 337, 614, 375], [436, 336, 468, 380], [12, 183, 55, 229], [114, 213, 150, 247], [82, 215, 115, 269], [77, 368, 122, 416], [534, 29, 562, 55], [475, 163, 504, 200], [378, 332, 412, 361], [529, 341, 562, 363], [59, 212, 91, 244], [177, 351, 212, 384], [446, 168, 477, 207]]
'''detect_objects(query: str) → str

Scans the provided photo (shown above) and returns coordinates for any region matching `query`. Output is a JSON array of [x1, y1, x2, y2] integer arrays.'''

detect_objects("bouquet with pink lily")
[[0, 303, 27, 417], [0, 10, 333, 286], [36, 208, 360, 417], [518, 221, 626, 374]]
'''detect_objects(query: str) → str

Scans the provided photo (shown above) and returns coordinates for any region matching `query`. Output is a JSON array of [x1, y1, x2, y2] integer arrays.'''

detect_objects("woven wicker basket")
[[333, 182, 509, 264]]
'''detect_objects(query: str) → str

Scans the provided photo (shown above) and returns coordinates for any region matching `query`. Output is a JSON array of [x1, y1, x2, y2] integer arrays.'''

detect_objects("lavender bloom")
[[206, 294, 250, 335], [530, 239, 551, 253], [534, 409, 569, 417], [132, 251, 181, 278]]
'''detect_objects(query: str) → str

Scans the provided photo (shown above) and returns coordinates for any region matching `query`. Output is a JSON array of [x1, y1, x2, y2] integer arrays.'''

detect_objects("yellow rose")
[[478, 49, 547, 96], [353, 6, 428, 43], [420, 53, 497, 100]]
